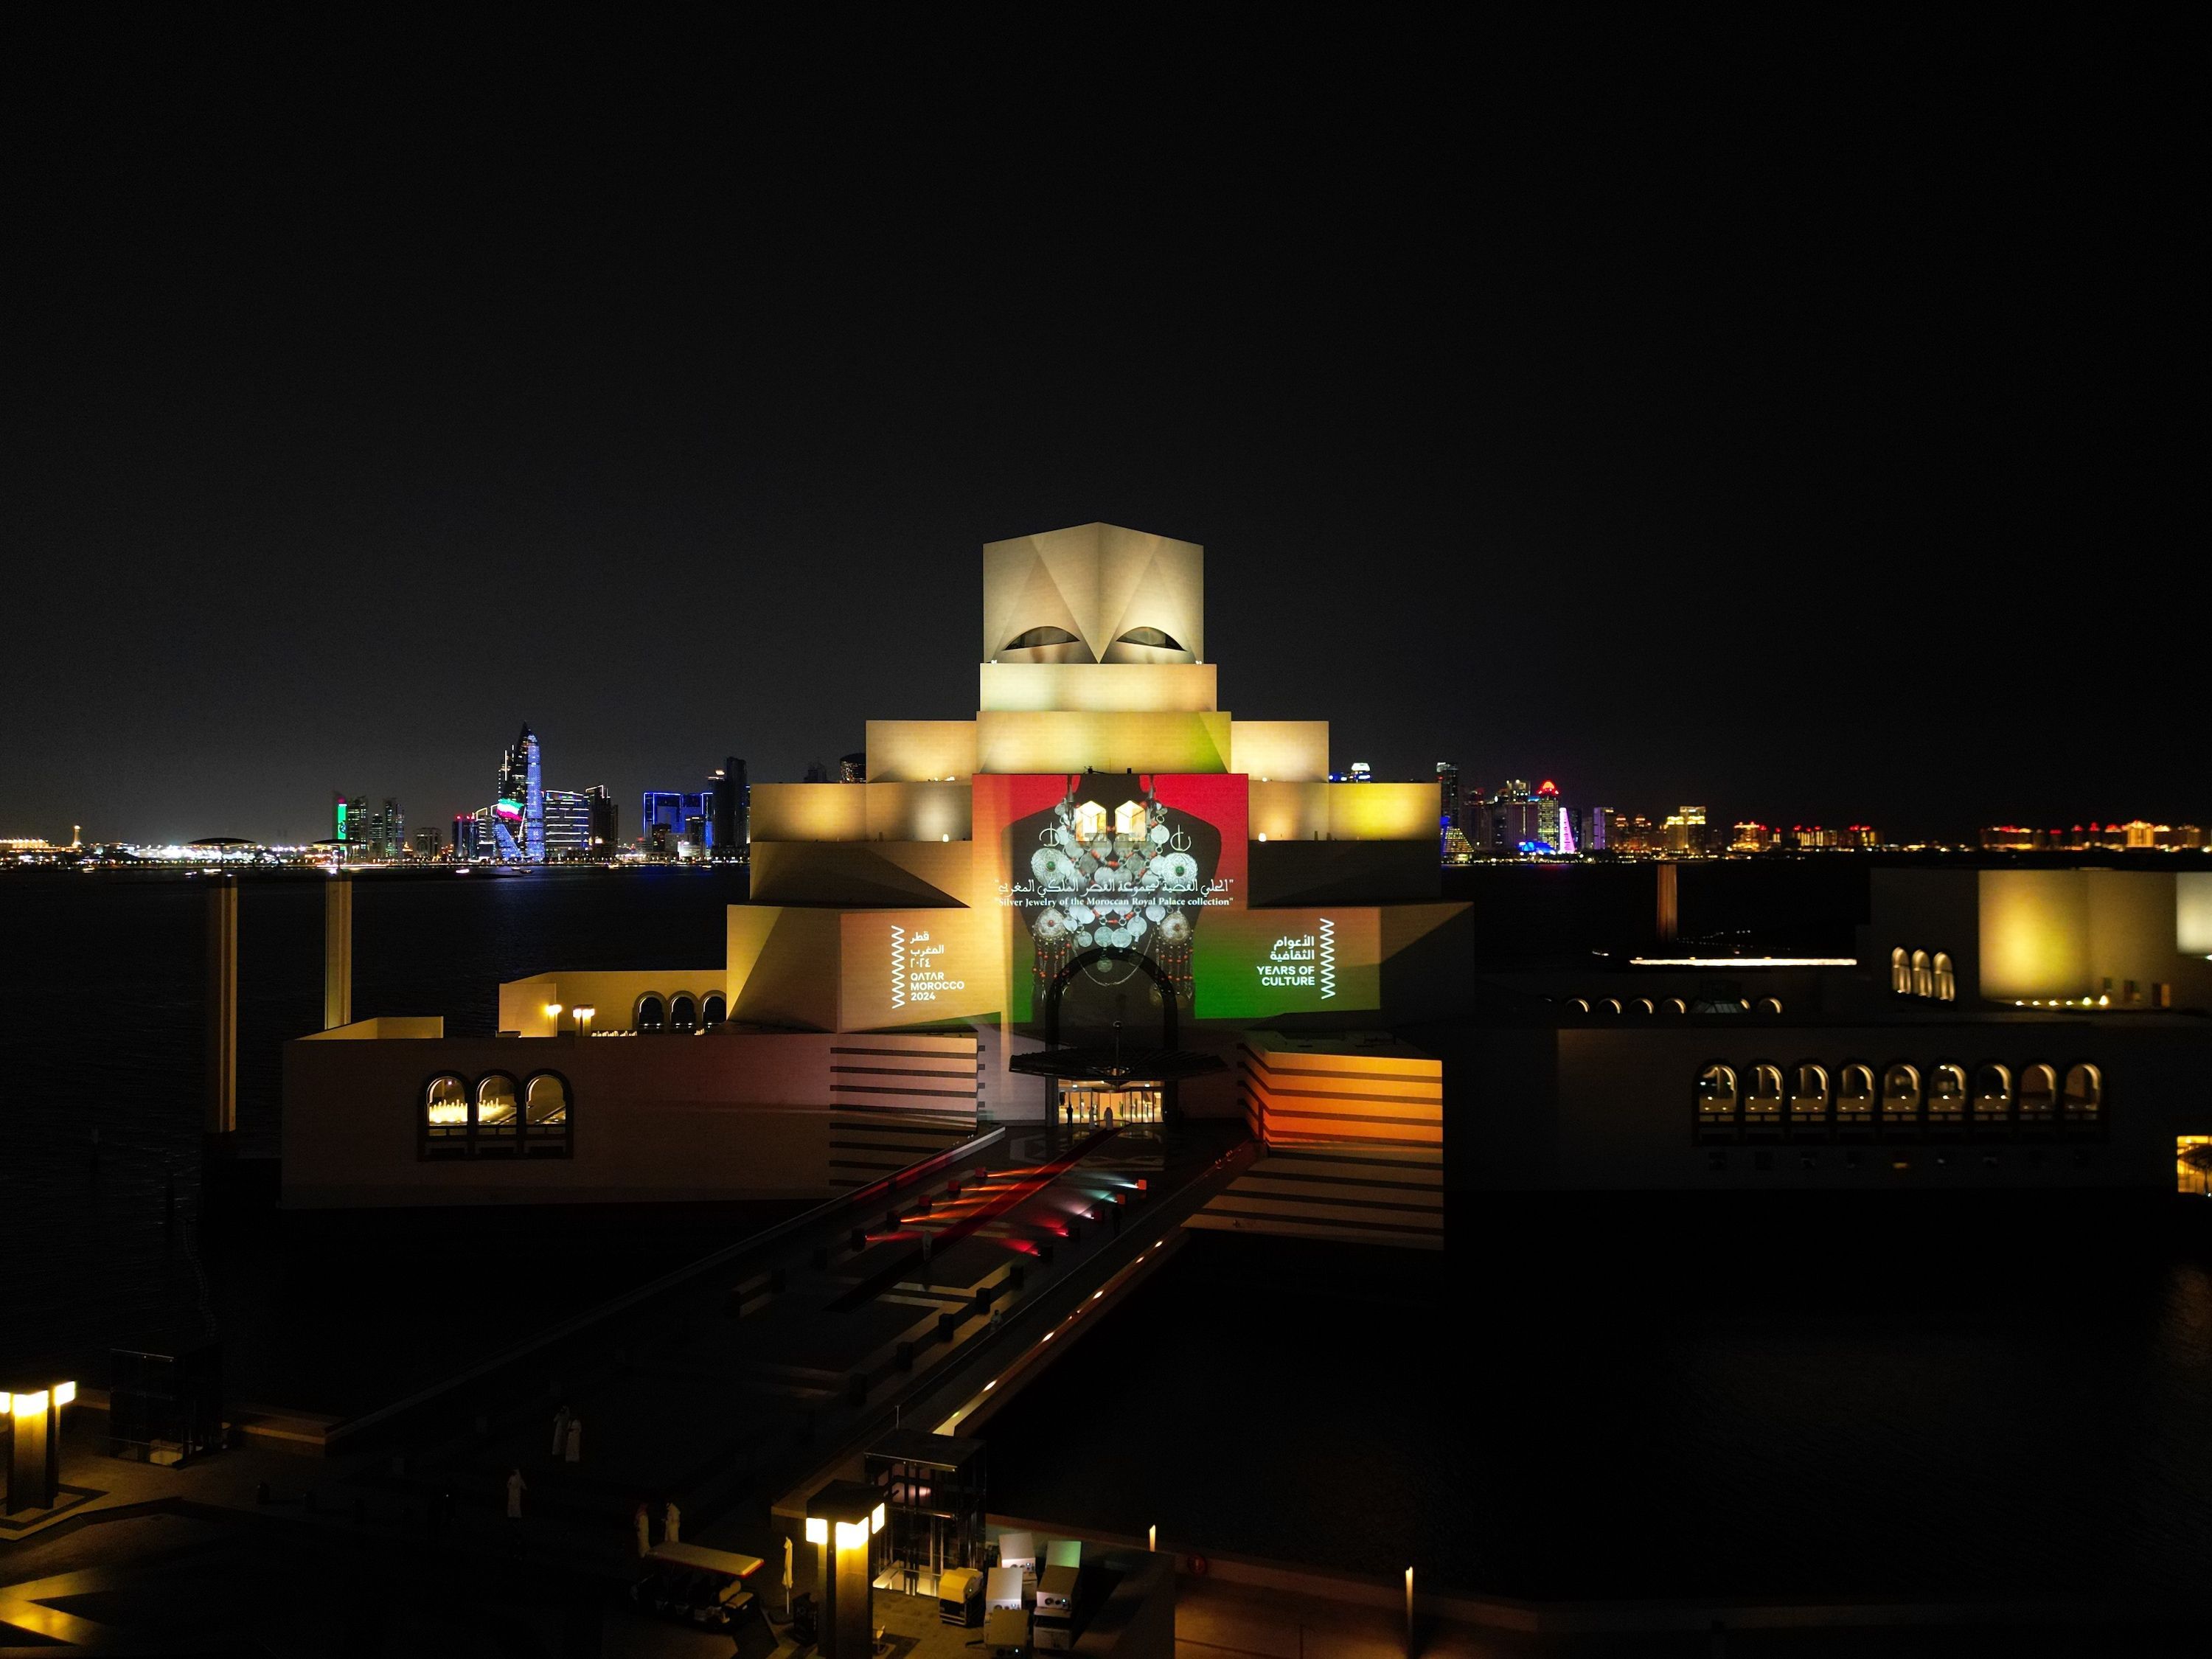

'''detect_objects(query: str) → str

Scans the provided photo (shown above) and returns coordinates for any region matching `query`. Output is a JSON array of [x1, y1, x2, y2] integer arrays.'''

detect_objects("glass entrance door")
[[1057, 1081, 1164, 1129]]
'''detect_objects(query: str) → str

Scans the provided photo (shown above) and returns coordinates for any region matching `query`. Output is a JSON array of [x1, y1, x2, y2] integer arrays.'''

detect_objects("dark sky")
[[4, 15, 2192, 845]]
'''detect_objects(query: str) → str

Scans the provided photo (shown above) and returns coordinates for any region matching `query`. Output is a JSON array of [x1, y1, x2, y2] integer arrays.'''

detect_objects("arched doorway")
[[1043, 947, 1180, 1051], [1041, 947, 1183, 1128]]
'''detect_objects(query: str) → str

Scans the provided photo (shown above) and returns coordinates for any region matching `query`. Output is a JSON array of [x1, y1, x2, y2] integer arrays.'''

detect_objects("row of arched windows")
[[1695, 1059, 2102, 1142], [1565, 996, 1784, 1018], [633, 992, 726, 1033], [422, 1071, 572, 1158], [1891, 947, 1957, 1002]]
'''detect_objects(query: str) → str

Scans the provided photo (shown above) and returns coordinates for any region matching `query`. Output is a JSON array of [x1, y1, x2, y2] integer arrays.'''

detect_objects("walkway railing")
[[325, 1126, 1006, 1455]]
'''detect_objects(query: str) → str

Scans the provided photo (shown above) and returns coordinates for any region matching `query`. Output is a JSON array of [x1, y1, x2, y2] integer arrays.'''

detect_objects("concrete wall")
[[283, 1028, 981, 1207], [497, 970, 724, 1037], [865, 720, 978, 783], [978, 662, 1217, 713], [726, 907, 844, 1030], [1228, 720, 1329, 782], [974, 710, 1234, 775], [751, 782, 971, 844], [1239, 1034, 1442, 1152], [1248, 781, 1439, 843], [1863, 869, 1983, 1002], [1543, 1017, 2206, 1191], [750, 841, 972, 907], [1978, 871, 2092, 1001]]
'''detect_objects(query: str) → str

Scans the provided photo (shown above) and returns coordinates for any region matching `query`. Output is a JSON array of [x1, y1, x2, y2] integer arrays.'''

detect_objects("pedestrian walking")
[[664, 1498, 681, 1545], [634, 1500, 653, 1556], [551, 1402, 571, 1458], [564, 1415, 582, 1464], [506, 1469, 526, 1520]]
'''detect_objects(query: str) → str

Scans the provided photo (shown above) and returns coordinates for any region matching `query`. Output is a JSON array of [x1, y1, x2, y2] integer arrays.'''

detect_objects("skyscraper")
[[644, 790, 714, 859], [497, 725, 545, 862], [543, 789, 588, 861], [1535, 781, 1562, 851], [710, 759, 748, 861], [585, 785, 618, 855], [1663, 804, 1710, 855], [1485, 779, 1542, 852]]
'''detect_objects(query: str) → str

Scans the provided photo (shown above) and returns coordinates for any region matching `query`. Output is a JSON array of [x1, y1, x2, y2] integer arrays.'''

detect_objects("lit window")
[[476, 1075, 518, 1141], [424, 1076, 469, 1143]]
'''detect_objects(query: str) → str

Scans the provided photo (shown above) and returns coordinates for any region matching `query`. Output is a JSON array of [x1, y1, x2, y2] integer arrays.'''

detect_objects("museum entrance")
[[1054, 1079, 1164, 1130]]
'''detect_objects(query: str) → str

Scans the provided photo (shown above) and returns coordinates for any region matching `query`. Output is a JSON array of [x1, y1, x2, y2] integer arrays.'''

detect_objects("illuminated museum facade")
[[282, 524, 2212, 1211], [285, 525, 1467, 1210]]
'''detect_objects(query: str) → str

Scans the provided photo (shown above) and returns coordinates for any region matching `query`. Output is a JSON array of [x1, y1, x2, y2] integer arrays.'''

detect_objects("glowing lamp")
[[3, 1377, 72, 1512], [805, 1479, 883, 1659]]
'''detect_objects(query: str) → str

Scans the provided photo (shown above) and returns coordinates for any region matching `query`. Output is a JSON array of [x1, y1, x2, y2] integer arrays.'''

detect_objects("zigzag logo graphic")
[[1318, 917, 1336, 999], [890, 925, 906, 1011]]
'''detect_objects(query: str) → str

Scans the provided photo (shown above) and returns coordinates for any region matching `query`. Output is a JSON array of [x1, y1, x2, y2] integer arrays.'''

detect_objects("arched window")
[[1663, 998, 1688, 1015], [1694, 1063, 1739, 1138], [1933, 953, 1956, 1002], [1115, 626, 1185, 651], [1746, 1063, 1784, 1132], [424, 1075, 469, 1144], [1972, 1063, 2013, 1128], [1787, 1063, 1830, 1130], [1880, 1062, 1922, 1127], [2062, 1062, 2103, 1127], [1837, 1063, 1877, 1130], [700, 992, 726, 1030], [1754, 996, 1784, 1015], [635, 993, 666, 1032], [475, 1074, 518, 1143], [1564, 998, 1591, 1015], [1632, 998, 1655, 1015], [1891, 947, 1910, 995], [669, 994, 698, 1033], [1601, 998, 1623, 1016], [1929, 1063, 1969, 1126], [1911, 950, 1933, 999], [1006, 625, 1084, 652], [2018, 1062, 2059, 1125], [524, 1073, 569, 1150]]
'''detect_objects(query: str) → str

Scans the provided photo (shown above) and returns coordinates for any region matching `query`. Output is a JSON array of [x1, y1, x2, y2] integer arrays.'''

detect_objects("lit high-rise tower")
[[496, 725, 546, 862]]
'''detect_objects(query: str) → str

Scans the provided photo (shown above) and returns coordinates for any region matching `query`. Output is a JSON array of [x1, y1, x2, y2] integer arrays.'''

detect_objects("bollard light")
[[2, 1378, 74, 1514], [806, 1481, 884, 1659]]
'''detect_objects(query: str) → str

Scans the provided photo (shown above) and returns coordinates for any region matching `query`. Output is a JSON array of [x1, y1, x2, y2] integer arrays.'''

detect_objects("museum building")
[[282, 525, 2212, 1215], [283, 525, 1469, 1217]]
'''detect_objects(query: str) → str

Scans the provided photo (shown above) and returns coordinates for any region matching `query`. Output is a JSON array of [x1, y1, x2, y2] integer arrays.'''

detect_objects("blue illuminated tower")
[[496, 725, 546, 862]]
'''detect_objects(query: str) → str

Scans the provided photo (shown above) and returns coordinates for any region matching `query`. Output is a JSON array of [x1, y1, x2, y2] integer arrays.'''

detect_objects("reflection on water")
[[983, 1202, 2212, 1602]]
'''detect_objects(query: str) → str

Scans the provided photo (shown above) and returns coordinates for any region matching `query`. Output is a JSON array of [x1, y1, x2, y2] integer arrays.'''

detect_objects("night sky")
[[5, 17, 2191, 845]]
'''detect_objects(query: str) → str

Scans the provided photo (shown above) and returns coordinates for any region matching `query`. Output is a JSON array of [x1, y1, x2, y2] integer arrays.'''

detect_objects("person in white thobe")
[[564, 1416, 582, 1463], [634, 1501, 653, 1555], [506, 1470, 526, 1519], [664, 1499, 681, 1545], [551, 1405, 570, 1458]]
